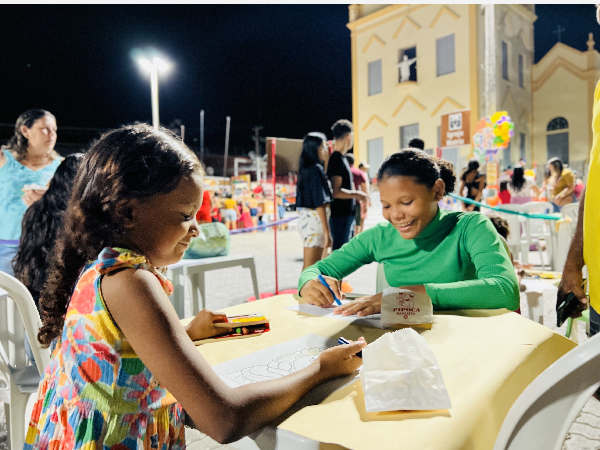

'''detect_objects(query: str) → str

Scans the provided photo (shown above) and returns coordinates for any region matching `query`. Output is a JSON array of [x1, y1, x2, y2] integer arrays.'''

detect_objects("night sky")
[[0, 4, 597, 154]]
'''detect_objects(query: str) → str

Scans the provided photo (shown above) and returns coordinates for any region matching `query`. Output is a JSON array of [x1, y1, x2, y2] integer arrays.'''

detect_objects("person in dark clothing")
[[459, 159, 486, 212], [328, 120, 368, 250]]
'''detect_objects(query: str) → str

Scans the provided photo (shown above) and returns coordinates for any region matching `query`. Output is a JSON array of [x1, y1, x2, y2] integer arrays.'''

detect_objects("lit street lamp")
[[138, 56, 170, 129]]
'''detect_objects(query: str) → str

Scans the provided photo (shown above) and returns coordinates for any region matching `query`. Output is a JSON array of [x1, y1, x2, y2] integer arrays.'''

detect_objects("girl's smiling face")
[[123, 173, 203, 267], [379, 175, 444, 240]]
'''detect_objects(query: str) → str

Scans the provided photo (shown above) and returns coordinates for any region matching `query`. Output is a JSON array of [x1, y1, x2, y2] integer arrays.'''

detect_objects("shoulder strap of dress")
[[95, 247, 173, 296]]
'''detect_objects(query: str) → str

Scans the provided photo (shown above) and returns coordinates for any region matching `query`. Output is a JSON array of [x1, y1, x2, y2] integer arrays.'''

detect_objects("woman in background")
[[459, 159, 486, 212], [296, 132, 333, 270], [547, 157, 575, 212], [508, 166, 540, 204], [0, 109, 62, 274]]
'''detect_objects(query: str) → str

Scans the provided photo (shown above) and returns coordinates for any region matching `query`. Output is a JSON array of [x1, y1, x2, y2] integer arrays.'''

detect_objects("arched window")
[[547, 117, 568, 131]]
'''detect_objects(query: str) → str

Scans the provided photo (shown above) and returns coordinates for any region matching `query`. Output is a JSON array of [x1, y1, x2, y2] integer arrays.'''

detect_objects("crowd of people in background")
[[489, 156, 585, 213]]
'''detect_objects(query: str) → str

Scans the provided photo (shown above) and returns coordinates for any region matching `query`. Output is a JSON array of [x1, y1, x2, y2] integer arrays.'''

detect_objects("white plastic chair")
[[0, 271, 50, 450], [493, 332, 600, 450], [494, 205, 531, 264], [561, 202, 579, 238], [521, 202, 554, 270]]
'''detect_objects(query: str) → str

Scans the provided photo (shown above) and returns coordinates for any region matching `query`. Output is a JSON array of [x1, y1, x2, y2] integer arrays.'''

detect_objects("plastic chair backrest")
[[0, 271, 50, 374], [521, 201, 553, 236], [561, 203, 579, 236], [375, 263, 390, 294], [493, 205, 526, 245], [493, 333, 600, 450]]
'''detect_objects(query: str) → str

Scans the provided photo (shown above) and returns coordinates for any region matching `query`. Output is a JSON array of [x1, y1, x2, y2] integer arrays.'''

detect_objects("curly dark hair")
[[12, 154, 84, 309], [5, 109, 59, 162], [377, 148, 456, 195], [488, 214, 510, 240], [37, 124, 203, 347]]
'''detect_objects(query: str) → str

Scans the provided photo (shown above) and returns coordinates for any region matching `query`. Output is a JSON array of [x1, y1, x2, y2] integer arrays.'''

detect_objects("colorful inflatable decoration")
[[470, 111, 515, 164], [490, 111, 514, 149]]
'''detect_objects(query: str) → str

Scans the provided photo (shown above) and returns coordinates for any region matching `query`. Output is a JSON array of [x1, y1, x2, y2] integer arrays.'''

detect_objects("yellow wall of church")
[[532, 41, 600, 176], [349, 4, 475, 166]]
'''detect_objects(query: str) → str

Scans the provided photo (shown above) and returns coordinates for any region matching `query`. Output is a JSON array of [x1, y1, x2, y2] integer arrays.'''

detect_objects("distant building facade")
[[348, 4, 598, 180], [532, 36, 600, 175]]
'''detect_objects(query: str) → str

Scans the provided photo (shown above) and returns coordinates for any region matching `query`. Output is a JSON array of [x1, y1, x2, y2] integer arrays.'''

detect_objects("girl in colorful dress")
[[25, 124, 364, 449]]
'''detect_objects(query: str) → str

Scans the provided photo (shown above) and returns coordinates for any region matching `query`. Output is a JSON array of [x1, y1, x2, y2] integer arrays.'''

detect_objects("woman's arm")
[[102, 269, 364, 444], [424, 214, 519, 310], [330, 176, 368, 201], [556, 181, 575, 199], [0, 151, 6, 170]]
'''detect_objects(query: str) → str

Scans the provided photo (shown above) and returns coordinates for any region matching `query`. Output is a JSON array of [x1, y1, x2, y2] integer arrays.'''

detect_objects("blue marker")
[[317, 274, 342, 306], [338, 337, 362, 358]]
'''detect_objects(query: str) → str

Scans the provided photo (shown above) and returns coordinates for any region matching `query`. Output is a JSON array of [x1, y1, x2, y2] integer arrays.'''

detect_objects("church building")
[[347, 4, 599, 179]]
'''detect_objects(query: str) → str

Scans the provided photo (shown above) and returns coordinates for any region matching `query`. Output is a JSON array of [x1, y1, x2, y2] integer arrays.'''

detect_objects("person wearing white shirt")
[[508, 166, 540, 204]]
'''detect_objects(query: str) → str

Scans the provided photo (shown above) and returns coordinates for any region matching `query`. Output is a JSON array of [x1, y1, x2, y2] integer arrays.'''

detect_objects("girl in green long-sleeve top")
[[299, 149, 520, 316]]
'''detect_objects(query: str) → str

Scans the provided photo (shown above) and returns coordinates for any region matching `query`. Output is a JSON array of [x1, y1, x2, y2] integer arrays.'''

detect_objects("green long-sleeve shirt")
[[298, 209, 520, 311]]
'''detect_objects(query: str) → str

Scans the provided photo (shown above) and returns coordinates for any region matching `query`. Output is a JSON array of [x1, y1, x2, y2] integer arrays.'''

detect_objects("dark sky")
[[0, 4, 597, 152]]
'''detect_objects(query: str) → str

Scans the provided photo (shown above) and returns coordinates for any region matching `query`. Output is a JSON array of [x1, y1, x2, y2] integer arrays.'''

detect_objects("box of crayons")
[[194, 313, 270, 345]]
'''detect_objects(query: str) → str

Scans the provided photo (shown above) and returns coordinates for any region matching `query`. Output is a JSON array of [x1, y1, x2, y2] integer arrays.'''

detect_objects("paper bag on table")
[[381, 287, 433, 328], [360, 328, 452, 412]]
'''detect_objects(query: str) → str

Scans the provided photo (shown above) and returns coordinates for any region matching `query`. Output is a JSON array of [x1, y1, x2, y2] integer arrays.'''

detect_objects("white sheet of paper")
[[286, 300, 385, 329], [213, 334, 359, 427], [214, 334, 334, 387]]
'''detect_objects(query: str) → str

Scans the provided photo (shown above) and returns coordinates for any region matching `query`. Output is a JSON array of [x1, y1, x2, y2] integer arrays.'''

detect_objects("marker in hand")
[[317, 274, 342, 306], [338, 337, 362, 358]]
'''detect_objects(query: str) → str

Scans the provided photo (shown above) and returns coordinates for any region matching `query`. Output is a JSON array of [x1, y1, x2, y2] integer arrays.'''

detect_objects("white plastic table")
[[167, 254, 260, 318]]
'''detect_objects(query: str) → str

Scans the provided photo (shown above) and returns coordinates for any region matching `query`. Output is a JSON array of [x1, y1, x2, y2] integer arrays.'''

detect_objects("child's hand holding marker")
[[315, 336, 366, 379], [300, 274, 345, 307]]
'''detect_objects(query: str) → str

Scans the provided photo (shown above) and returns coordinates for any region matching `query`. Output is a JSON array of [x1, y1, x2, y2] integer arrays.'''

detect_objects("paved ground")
[[2, 193, 598, 449]]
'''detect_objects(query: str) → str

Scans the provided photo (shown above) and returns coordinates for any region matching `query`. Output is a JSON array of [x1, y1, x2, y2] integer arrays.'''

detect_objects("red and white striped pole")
[[272, 138, 279, 295]]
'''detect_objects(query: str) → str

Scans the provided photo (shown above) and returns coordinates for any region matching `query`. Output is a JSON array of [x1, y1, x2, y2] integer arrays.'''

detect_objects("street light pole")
[[150, 65, 159, 129], [139, 56, 170, 130]]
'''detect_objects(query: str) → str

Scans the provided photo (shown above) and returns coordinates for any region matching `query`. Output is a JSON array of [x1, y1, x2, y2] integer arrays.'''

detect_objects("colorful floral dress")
[[25, 247, 186, 450]]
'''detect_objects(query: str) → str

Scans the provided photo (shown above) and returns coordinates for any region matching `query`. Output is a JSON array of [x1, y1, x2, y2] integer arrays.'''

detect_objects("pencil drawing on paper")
[[222, 347, 326, 385]]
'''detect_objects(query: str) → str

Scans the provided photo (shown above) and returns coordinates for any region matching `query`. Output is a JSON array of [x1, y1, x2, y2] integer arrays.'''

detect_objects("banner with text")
[[441, 110, 471, 147]]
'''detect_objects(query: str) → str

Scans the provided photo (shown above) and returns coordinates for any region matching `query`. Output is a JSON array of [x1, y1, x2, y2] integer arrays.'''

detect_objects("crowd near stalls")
[[460, 157, 584, 214]]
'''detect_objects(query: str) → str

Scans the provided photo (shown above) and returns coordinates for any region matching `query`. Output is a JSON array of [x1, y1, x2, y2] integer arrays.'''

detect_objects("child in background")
[[25, 125, 364, 449], [498, 181, 512, 204]]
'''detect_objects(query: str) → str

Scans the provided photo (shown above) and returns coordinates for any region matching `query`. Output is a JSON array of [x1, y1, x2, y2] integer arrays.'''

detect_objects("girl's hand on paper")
[[333, 293, 382, 316], [316, 337, 366, 379], [332, 286, 426, 316], [300, 276, 344, 307], [184, 309, 233, 341]]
